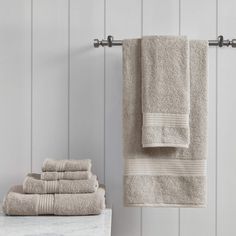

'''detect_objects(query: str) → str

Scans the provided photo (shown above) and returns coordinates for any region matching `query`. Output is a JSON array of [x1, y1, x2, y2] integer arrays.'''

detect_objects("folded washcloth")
[[3, 185, 105, 216], [141, 36, 190, 148], [42, 159, 91, 172], [23, 173, 98, 194], [41, 171, 92, 180], [123, 39, 208, 207]]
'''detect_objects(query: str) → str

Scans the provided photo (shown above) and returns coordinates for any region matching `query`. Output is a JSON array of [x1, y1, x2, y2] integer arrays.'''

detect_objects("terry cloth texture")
[[3, 185, 105, 216], [141, 36, 190, 148], [23, 173, 98, 194], [123, 39, 208, 207], [42, 159, 91, 172], [41, 171, 92, 181]]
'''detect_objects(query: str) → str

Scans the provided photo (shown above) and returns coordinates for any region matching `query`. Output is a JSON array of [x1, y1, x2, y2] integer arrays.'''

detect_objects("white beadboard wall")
[[0, 0, 235, 236]]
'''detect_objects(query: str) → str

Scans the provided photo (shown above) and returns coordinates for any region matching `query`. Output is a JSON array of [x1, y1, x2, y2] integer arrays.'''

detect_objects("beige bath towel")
[[3, 185, 105, 216], [141, 36, 190, 148], [23, 173, 98, 194], [41, 171, 92, 180], [42, 159, 91, 172], [123, 39, 208, 207]]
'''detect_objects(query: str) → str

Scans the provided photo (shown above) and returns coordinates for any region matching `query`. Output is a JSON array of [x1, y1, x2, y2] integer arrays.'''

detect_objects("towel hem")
[[124, 203, 206, 208], [143, 143, 189, 148]]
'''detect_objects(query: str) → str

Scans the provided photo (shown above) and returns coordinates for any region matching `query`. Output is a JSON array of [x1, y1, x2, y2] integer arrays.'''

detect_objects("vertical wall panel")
[[181, 0, 217, 236], [218, 0, 236, 235], [32, 0, 68, 171], [70, 0, 105, 182], [105, 0, 141, 236], [0, 0, 31, 199], [143, 0, 179, 35], [142, 1, 179, 236]]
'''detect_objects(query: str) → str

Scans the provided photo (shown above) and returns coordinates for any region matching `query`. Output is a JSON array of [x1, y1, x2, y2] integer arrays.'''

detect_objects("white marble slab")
[[0, 206, 112, 236]]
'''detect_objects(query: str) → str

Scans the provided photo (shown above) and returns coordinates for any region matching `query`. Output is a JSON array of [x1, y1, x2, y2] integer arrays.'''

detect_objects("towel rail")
[[94, 35, 236, 48]]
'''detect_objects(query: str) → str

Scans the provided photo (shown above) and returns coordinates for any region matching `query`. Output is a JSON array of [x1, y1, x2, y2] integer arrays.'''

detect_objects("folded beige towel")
[[23, 173, 98, 194], [41, 171, 92, 180], [141, 36, 190, 148], [42, 159, 91, 172], [123, 39, 207, 207], [3, 185, 105, 216]]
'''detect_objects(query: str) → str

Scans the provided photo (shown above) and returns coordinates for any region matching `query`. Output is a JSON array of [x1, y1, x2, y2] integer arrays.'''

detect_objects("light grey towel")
[[141, 36, 190, 148], [23, 173, 98, 194], [123, 39, 208, 207], [3, 185, 105, 216], [42, 159, 91, 172], [41, 171, 92, 180]]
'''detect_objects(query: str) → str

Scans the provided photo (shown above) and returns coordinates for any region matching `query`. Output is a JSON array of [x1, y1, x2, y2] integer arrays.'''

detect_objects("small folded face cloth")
[[3, 159, 105, 215], [23, 173, 98, 194], [41, 159, 92, 181], [41, 171, 92, 181], [42, 159, 92, 172], [123, 36, 208, 207]]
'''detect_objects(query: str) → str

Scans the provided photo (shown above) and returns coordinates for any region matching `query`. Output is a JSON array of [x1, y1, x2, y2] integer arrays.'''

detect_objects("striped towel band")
[[45, 181, 59, 193], [56, 172, 65, 179], [124, 158, 207, 176], [56, 160, 67, 171], [38, 194, 54, 215], [143, 113, 189, 128]]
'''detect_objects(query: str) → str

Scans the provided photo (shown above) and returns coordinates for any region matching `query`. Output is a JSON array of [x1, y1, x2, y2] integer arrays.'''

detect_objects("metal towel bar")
[[94, 35, 236, 48]]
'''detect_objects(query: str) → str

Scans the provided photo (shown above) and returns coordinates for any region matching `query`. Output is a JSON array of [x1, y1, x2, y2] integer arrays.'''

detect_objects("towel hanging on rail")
[[122, 37, 208, 207], [141, 36, 190, 148]]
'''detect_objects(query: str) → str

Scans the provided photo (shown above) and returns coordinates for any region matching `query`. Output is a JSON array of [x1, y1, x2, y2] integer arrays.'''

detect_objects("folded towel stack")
[[3, 159, 106, 216]]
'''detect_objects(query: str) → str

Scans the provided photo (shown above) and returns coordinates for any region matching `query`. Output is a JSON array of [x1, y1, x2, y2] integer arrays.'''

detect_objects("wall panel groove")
[[141, 1, 143, 235], [104, 0, 107, 190], [215, 2, 219, 236], [68, 0, 70, 160], [178, 1, 181, 234], [30, 0, 33, 172]]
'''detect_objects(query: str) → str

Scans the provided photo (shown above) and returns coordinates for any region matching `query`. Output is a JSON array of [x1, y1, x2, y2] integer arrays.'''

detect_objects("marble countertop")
[[0, 207, 112, 236]]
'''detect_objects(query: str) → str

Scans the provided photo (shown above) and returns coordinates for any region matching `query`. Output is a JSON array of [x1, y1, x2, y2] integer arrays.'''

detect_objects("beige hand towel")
[[3, 185, 105, 216], [23, 173, 98, 194], [123, 39, 207, 207], [141, 36, 190, 148], [42, 159, 91, 172], [41, 171, 92, 180]]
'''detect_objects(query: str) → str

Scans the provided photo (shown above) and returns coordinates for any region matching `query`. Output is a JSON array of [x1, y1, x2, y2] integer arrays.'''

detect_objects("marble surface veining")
[[0, 206, 112, 236]]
